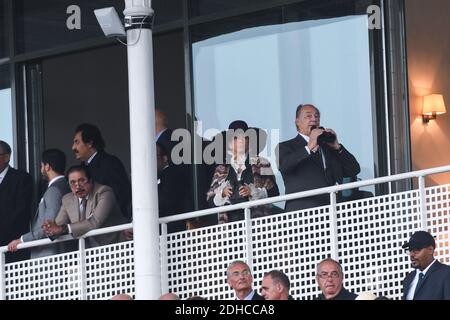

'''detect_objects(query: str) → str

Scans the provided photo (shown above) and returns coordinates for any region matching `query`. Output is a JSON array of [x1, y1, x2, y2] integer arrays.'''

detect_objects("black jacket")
[[0, 166, 33, 262], [402, 260, 450, 300], [277, 135, 360, 211], [88, 150, 132, 221]]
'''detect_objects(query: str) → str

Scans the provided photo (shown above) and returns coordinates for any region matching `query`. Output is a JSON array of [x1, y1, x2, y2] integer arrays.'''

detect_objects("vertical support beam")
[[123, 0, 160, 300], [78, 238, 87, 300], [160, 224, 169, 295], [244, 208, 253, 270], [0, 252, 5, 300], [418, 176, 428, 230], [329, 192, 339, 260]]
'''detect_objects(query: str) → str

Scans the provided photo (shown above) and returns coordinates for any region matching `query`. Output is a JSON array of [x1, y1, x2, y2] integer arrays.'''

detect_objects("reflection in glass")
[[192, 16, 375, 196], [0, 64, 15, 166], [0, 0, 8, 57]]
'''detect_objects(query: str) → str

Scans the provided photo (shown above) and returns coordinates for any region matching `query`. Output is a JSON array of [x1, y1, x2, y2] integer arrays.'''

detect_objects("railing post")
[[329, 192, 339, 260], [244, 208, 253, 270], [418, 176, 428, 230], [78, 238, 87, 300], [160, 224, 169, 295], [0, 252, 5, 300]]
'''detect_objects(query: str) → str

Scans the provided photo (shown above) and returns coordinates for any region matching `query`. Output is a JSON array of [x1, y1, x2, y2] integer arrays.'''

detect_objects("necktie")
[[413, 272, 424, 298], [79, 198, 88, 221]]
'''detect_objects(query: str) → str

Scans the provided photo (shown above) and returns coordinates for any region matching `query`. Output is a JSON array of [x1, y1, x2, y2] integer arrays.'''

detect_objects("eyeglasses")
[[317, 271, 340, 279], [230, 270, 251, 278], [69, 178, 89, 187]]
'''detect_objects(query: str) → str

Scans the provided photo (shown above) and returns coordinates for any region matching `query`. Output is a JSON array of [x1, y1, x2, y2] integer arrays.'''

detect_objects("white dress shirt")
[[0, 165, 9, 185]]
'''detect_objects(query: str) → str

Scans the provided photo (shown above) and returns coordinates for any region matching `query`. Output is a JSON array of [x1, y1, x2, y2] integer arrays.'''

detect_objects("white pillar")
[[123, 0, 160, 300]]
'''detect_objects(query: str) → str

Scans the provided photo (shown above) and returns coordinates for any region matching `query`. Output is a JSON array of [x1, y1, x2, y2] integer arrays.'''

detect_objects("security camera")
[[94, 7, 126, 38]]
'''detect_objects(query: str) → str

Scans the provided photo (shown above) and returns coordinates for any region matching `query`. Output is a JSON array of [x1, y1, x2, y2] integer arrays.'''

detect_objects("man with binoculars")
[[276, 104, 360, 212]]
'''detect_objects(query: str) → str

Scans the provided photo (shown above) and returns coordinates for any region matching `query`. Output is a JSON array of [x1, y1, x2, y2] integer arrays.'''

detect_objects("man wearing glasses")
[[315, 258, 357, 300], [226, 260, 264, 300], [42, 165, 126, 247]]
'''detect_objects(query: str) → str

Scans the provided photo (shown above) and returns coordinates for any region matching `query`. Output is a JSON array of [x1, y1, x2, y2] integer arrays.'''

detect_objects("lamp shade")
[[423, 94, 446, 115]]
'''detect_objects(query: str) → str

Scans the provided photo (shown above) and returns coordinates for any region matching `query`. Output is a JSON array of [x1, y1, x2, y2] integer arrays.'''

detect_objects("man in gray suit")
[[402, 230, 450, 300], [8, 149, 70, 258], [43, 165, 126, 247]]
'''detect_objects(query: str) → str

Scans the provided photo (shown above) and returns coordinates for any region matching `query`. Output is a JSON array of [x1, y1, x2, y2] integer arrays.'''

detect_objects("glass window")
[[0, 0, 8, 58], [15, 0, 182, 54], [0, 64, 15, 166], [190, 0, 276, 17], [191, 1, 379, 198]]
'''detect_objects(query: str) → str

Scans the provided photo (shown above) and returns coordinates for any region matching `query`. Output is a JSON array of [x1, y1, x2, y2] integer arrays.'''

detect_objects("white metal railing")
[[1, 165, 449, 300]]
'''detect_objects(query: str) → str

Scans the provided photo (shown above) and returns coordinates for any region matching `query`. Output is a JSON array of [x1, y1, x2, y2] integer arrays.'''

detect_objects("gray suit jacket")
[[55, 182, 126, 247], [22, 177, 70, 258]]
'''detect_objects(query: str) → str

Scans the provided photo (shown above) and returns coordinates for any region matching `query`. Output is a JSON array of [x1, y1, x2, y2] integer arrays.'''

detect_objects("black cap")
[[228, 120, 248, 131], [402, 231, 435, 250]]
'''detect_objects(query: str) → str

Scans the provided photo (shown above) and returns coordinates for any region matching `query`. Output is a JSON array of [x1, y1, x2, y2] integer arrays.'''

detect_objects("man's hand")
[[222, 186, 233, 198], [239, 184, 251, 197], [8, 239, 22, 252], [308, 127, 324, 153], [42, 219, 63, 238], [123, 228, 134, 241], [324, 128, 341, 150]]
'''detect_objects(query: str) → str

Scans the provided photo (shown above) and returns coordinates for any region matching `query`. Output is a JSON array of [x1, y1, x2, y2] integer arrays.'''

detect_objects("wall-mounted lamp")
[[422, 94, 446, 123]]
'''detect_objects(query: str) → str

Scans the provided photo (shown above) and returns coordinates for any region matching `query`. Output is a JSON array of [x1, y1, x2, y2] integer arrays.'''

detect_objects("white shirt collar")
[[298, 132, 310, 142], [0, 165, 9, 184], [241, 289, 255, 300], [78, 195, 89, 204], [48, 175, 64, 188], [86, 151, 98, 164]]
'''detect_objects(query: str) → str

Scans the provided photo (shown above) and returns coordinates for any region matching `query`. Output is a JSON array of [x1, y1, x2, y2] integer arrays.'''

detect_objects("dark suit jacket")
[[277, 135, 360, 211], [157, 128, 176, 160], [402, 260, 450, 300], [0, 166, 33, 262], [158, 164, 192, 233], [316, 287, 357, 300], [251, 290, 265, 300], [88, 150, 132, 221]]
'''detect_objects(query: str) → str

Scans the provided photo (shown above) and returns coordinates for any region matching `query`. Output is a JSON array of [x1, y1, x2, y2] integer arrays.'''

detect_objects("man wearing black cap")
[[402, 230, 450, 300]]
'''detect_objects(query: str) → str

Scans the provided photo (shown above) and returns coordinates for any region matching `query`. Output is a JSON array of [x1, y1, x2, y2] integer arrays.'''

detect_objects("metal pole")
[[244, 208, 253, 271], [78, 238, 87, 300], [160, 224, 169, 295], [123, 0, 160, 300], [418, 176, 428, 230], [0, 252, 5, 300], [329, 192, 339, 260]]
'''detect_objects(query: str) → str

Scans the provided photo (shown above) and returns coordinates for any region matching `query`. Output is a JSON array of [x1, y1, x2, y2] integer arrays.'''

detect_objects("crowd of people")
[[1, 103, 449, 300], [114, 231, 450, 300]]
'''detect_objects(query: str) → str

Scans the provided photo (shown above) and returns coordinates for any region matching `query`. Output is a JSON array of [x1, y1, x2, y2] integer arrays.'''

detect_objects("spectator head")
[[402, 230, 436, 271], [110, 293, 133, 300], [41, 149, 66, 177], [295, 104, 320, 135], [66, 165, 93, 199], [155, 108, 169, 134], [159, 292, 180, 300], [355, 292, 377, 300], [73, 123, 105, 161], [260, 270, 291, 300], [226, 260, 254, 299], [316, 258, 344, 300], [0, 140, 12, 172]]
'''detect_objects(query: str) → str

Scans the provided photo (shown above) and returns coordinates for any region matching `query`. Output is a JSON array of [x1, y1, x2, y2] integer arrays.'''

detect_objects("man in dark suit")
[[155, 108, 176, 163], [0, 140, 33, 263], [315, 258, 357, 300], [157, 142, 192, 232], [276, 104, 360, 212], [402, 230, 450, 300], [8, 149, 70, 258], [227, 260, 264, 300], [72, 123, 132, 221]]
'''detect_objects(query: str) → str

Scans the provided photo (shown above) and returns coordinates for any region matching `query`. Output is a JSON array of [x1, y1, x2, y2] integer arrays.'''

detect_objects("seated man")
[[315, 258, 357, 300], [43, 165, 126, 247], [226, 260, 264, 300], [260, 270, 294, 300]]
